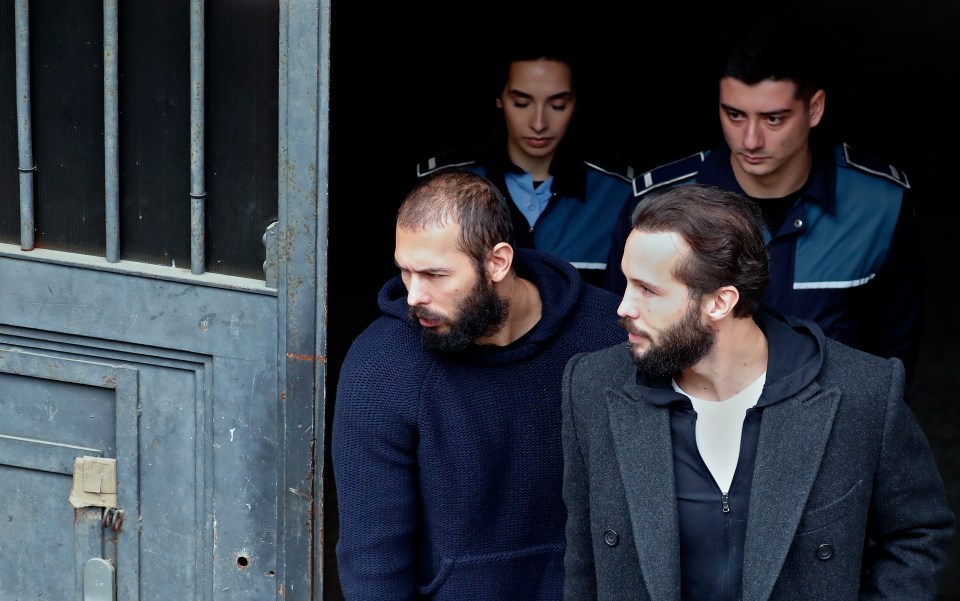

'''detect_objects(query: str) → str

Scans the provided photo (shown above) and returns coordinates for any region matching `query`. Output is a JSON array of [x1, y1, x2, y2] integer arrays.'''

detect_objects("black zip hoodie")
[[629, 308, 825, 601]]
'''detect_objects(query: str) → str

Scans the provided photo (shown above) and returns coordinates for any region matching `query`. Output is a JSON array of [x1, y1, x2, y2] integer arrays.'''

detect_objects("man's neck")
[[477, 274, 542, 346], [674, 317, 768, 402]]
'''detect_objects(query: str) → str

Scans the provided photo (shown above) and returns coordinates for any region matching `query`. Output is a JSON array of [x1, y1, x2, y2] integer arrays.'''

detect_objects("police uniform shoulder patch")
[[583, 156, 636, 183], [632, 151, 706, 197], [841, 143, 910, 189], [416, 150, 478, 178]]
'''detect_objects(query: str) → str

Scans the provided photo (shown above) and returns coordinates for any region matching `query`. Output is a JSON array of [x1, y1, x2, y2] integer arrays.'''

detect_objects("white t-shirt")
[[672, 372, 766, 493]]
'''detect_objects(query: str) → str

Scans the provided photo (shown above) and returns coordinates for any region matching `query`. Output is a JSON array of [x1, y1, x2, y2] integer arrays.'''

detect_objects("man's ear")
[[487, 242, 514, 283], [704, 285, 740, 321], [808, 89, 826, 128], [495, 97, 504, 109]]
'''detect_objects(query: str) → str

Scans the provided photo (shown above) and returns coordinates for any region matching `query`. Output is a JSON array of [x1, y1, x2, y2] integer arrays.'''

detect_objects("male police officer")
[[604, 16, 923, 383]]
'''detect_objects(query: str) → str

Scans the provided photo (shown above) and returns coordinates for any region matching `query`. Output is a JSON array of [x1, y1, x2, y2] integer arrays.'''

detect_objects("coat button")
[[603, 529, 619, 547], [815, 544, 834, 560], [793, 218, 803, 228]]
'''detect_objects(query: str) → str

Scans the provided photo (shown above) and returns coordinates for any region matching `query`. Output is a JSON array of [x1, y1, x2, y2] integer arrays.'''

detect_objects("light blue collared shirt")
[[505, 171, 554, 228]]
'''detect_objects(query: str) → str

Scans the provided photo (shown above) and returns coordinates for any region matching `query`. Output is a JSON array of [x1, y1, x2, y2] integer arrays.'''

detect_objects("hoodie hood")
[[627, 306, 825, 407], [753, 307, 825, 406], [376, 247, 585, 364]]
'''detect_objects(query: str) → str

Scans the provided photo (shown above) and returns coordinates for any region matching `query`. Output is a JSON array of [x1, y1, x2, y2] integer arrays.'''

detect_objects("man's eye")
[[726, 111, 744, 121], [550, 103, 568, 111], [767, 115, 783, 125], [627, 282, 655, 296], [512, 101, 531, 109]]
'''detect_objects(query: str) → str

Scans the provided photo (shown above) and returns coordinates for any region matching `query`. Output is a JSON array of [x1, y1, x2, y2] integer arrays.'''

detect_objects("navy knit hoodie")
[[333, 248, 625, 600]]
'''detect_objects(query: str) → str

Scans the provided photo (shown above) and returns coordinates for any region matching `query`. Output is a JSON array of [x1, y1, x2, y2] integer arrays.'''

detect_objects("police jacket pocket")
[[796, 478, 865, 534]]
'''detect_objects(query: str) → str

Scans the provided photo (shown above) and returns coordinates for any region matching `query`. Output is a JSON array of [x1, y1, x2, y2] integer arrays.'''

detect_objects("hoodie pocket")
[[417, 543, 564, 598]]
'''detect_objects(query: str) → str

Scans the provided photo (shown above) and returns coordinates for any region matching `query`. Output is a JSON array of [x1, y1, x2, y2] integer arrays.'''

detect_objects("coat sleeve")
[[859, 358, 955, 599], [332, 347, 420, 601], [562, 352, 600, 600]]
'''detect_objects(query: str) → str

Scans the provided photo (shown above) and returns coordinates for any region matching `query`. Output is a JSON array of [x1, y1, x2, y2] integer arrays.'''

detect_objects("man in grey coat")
[[561, 183, 954, 600]]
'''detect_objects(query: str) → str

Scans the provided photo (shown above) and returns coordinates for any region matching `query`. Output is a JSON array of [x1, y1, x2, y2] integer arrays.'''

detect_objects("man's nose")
[[406, 276, 429, 306], [743, 119, 763, 150]]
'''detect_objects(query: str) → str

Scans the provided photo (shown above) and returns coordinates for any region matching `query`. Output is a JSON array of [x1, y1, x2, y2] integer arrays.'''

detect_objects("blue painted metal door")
[[0, 255, 284, 599], [0, 1, 327, 599]]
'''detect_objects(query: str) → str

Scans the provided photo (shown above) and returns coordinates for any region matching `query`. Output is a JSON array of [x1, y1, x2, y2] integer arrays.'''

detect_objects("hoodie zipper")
[[691, 410, 736, 599]]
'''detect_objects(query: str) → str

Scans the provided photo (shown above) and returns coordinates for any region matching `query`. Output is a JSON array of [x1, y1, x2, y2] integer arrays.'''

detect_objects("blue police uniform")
[[604, 143, 923, 381], [418, 146, 636, 287]]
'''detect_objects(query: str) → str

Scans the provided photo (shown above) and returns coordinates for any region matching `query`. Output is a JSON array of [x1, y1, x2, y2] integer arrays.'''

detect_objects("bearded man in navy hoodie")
[[332, 168, 624, 600]]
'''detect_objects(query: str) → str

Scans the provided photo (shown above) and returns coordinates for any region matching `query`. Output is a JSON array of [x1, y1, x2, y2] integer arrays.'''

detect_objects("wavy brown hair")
[[631, 183, 770, 317]]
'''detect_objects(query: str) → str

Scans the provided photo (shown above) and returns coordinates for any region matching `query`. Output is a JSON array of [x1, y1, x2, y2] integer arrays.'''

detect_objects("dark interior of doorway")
[[326, 3, 960, 599]]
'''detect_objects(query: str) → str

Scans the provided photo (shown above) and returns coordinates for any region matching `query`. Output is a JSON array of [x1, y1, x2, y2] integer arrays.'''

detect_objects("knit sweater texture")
[[332, 248, 624, 600]]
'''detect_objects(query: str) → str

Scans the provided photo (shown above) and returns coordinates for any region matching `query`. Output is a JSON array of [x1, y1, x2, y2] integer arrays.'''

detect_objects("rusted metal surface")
[[102, 507, 125, 532], [275, 1, 328, 598]]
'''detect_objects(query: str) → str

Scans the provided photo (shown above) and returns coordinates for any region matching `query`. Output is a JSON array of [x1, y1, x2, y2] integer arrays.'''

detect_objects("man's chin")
[[421, 329, 472, 353], [736, 159, 775, 178]]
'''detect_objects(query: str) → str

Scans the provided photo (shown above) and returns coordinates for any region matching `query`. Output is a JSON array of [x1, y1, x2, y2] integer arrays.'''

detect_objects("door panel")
[[0, 347, 140, 601], [4, 467, 77, 599], [0, 251, 279, 599]]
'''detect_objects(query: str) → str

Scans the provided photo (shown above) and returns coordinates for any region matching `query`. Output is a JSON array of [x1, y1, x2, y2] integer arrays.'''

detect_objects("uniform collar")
[[481, 142, 587, 201], [700, 144, 836, 210]]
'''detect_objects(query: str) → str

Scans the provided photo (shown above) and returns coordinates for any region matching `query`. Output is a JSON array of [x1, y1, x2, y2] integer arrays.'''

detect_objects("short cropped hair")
[[720, 15, 824, 103], [397, 169, 514, 272], [631, 183, 770, 317]]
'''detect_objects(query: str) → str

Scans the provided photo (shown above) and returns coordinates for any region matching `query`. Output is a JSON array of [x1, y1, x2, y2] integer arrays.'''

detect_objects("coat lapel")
[[607, 388, 681, 601], [742, 383, 840, 601]]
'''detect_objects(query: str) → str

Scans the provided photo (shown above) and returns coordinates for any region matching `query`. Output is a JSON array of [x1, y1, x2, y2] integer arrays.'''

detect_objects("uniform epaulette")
[[632, 151, 706, 197], [841, 143, 910, 189], [416, 150, 478, 178], [583, 156, 636, 183]]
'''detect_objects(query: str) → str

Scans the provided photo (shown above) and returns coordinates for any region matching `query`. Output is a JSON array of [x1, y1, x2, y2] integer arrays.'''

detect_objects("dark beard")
[[410, 274, 510, 353], [621, 301, 715, 377]]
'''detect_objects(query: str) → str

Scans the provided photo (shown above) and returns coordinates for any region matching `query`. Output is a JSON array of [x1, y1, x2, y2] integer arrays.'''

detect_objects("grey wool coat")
[[561, 313, 955, 600]]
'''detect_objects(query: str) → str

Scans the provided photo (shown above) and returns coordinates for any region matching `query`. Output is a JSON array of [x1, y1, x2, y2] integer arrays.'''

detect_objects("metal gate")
[[0, 1, 328, 599]]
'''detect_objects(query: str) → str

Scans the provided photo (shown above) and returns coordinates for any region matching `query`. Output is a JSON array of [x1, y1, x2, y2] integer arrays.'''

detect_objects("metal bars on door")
[[13, 0, 210, 274]]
